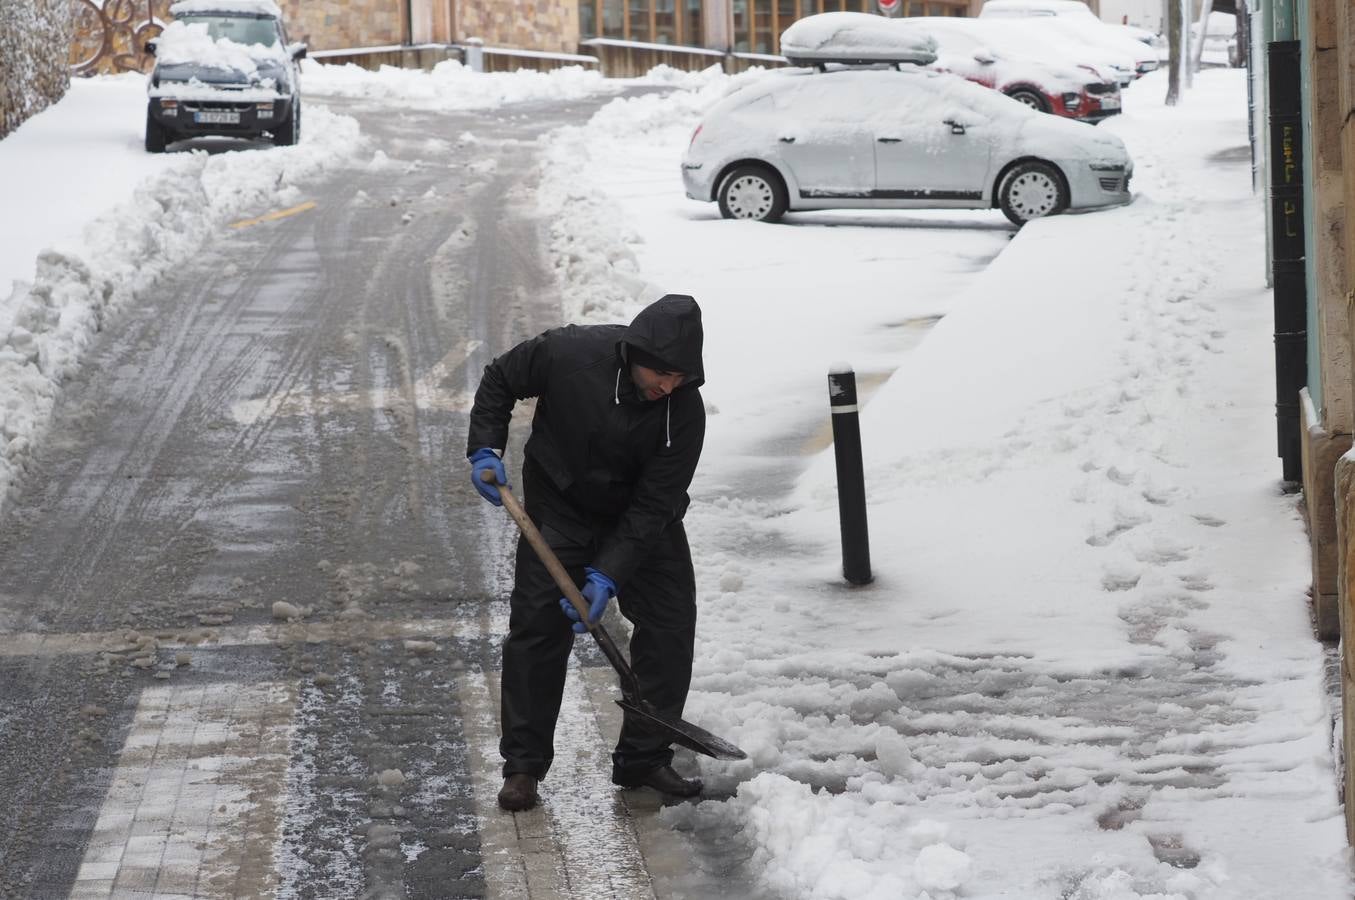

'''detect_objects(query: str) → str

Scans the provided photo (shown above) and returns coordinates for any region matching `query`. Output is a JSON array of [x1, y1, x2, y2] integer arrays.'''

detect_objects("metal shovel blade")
[[615, 698, 748, 761], [593, 625, 747, 761]]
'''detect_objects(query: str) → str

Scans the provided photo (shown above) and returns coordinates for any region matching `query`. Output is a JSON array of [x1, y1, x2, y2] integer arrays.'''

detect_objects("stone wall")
[[273, 0, 406, 51], [458, 0, 581, 53], [0, 0, 74, 139]]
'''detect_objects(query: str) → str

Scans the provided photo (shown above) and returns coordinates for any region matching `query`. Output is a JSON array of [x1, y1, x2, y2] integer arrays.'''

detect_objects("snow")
[[0, 87, 362, 502], [977, 17, 1135, 80], [169, 0, 282, 16], [0, 53, 1349, 899], [536, 65, 1354, 897], [779, 12, 938, 64], [154, 20, 284, 71], [299, 58, 620, 111], [899, 17, 1103, 92], [0, 62, 639, 514]]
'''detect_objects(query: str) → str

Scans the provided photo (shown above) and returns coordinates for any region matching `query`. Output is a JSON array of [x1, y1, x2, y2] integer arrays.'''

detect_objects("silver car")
[[681, 66, 1133, 225]]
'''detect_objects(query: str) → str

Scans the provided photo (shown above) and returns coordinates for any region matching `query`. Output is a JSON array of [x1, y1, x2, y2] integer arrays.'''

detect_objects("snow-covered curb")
[[0, 106, 364, 509]]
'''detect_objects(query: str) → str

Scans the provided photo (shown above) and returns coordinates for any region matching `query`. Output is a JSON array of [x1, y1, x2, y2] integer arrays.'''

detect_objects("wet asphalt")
[[0, 88, 670, 898]]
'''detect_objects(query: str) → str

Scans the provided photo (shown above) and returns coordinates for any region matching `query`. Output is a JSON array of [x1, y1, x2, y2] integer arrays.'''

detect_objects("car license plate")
[[1099, 97, 1121, 110], [195, 110, 240, 124]]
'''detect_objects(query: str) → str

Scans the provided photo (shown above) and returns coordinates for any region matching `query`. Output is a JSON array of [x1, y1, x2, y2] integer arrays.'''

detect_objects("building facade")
[[70, 0, 979, 77], [1255, 0, 1355, 844], [577, 0, 972, 56]]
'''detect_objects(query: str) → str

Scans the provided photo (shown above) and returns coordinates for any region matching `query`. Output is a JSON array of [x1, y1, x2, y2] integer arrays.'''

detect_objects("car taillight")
[[689, 124, 703, 148]]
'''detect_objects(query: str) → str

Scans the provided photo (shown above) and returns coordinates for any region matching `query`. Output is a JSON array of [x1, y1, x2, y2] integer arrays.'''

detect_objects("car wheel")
[[145, 108, 169, 153], [997, 160, 1068, 226], [1006, 89, 1049, 114], [272, 102, 299, 146], [717, 165, 787, 223]]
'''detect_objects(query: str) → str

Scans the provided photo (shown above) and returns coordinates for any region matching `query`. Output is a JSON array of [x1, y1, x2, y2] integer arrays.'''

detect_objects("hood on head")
[[618, 294, 705, 390]]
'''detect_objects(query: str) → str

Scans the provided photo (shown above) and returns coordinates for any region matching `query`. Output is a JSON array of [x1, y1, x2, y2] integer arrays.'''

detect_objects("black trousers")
[[499, 518, 696, 781]]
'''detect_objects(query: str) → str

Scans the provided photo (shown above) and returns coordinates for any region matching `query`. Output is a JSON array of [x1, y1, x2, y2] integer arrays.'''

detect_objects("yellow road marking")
[[229, 200, 317, 229]]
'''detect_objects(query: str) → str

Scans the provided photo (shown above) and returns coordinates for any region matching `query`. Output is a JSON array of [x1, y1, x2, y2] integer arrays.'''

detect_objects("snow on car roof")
[[979, 0, 1096, 17], [780, 12, 937, 65], [169, 0, 282, 17]]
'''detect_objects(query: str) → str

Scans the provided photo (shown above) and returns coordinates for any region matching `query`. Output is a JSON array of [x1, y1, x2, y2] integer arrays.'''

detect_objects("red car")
[[901, 18, 1122, 123]]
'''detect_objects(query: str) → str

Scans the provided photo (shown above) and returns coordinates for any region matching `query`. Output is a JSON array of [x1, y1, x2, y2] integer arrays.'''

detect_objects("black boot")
[[613, 764, 702, 797], [498, 773, 540, 811]]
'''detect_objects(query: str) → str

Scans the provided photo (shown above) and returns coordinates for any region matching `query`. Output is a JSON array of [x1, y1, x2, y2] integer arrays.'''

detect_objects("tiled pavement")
[[45, 626, 713, 900]]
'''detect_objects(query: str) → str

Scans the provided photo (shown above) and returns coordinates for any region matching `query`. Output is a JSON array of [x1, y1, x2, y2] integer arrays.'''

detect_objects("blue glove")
[[469, 448, 508, 506], [560, 567, 616, 634]]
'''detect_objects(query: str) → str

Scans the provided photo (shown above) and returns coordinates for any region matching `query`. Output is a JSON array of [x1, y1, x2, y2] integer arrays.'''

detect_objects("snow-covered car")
[[897, 17, 1121, 123], [681, 64, 1133, 226], [978, 0, 1159, 80], [977, 17, 1137, 86], [144, 0, 306, 153]]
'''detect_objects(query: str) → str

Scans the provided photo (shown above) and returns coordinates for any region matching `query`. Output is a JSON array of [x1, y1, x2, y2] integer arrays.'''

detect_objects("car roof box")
[[780, 12, 938, 66]]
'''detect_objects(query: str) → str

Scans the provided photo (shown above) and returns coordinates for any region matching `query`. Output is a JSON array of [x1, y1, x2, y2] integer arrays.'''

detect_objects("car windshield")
[[177, 14, 280, 46]]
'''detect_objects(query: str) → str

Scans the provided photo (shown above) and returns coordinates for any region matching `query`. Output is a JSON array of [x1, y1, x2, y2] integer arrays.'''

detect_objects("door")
[[768, 75, 878, 199], [869, 77, 995, 205]]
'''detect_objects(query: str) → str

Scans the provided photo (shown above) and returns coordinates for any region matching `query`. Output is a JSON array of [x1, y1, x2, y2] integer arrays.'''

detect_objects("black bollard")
[[828, 366, 872, 585]]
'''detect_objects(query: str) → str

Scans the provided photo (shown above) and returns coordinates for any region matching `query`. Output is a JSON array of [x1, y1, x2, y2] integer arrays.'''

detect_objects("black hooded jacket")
[[467, 295, 706, 586]]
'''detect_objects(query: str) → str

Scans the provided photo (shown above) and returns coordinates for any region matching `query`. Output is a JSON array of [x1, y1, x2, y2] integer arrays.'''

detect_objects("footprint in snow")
[[1101, 570, 1142, 592], [1134, 540, 1192, 565], [1105, 466, 1136, 486], [1179, 574, 1214, 593]]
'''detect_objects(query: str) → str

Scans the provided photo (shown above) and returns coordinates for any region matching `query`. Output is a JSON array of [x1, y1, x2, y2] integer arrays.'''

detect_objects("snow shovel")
[[483, 471, 746, 762]]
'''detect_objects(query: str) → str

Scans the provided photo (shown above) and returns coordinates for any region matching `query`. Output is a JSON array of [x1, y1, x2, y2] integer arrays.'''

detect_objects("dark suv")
[[145, 0, 306, 153]]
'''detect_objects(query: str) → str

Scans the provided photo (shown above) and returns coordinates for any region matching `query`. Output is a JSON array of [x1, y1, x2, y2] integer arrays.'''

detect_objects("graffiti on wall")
[[70, 0, 172, 76]]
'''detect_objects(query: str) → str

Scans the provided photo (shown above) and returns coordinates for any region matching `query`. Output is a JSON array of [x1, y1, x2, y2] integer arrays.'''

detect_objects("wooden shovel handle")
[[481, 469, 595, 628]]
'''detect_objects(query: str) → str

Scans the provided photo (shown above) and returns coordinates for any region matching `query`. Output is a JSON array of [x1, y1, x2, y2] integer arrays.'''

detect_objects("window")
[[177, 14, 280, 47], [686, 0, 703, 44], [580, 0, 598, 37], [603, 0, 624, 37], [732, 0, 749, 50], [655, 0, 676, 42], [753, 0, 773, 51], [629, 0, 650, 40]]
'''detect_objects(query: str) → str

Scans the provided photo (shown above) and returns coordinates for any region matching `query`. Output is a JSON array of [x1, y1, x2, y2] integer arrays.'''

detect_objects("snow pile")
[[536, 65, 765, 323], [677, 773, 972, 899], [0, 83, 364, 509], [538, 67, 1354, 898], [301, 59, 619, 111]]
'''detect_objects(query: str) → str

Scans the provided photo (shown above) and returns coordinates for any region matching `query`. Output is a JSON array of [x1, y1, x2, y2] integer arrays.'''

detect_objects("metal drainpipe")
[[1267, 38, 1306, 482], [404, 0, 414, 46]]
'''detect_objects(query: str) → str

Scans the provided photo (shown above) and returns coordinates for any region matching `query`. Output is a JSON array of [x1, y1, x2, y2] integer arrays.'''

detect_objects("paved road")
[[0, 88, 749, 899]]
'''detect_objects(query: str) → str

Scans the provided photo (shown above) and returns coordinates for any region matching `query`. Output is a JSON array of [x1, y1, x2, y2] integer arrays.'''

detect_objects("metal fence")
[[70, 0, 169, 76]]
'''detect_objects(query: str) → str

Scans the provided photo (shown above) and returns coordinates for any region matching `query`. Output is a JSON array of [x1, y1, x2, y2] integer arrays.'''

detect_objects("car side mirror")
[[289, 42, 308, 60], [973, 49, 995, 64], [145, 39, 157, 56]]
